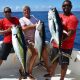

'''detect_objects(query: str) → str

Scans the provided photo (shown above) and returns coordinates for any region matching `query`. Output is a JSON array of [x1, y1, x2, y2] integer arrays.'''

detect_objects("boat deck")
[[0, 53, 80, 80]]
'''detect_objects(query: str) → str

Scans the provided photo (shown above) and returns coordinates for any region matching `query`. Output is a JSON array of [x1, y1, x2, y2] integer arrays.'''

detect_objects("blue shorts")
[[0, 43, 12, 60], [50, 47, 72, 65]]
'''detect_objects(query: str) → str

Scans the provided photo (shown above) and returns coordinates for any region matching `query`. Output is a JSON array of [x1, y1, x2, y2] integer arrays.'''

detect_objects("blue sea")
[[0, 11, 80, 50]]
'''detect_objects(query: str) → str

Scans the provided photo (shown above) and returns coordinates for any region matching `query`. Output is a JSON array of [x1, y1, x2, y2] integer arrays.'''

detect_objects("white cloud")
[[48, 5, 54, 9], [15, 6, 21, 11], [32, 5, 50, 11]]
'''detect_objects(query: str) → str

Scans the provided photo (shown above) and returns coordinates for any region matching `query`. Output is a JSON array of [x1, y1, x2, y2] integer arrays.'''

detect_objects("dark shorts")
[[0, 43, 12, 60], [50, 47, 72, 65]]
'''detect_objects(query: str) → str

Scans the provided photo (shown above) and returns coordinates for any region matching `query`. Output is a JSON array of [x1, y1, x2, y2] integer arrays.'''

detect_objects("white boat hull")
[[0, 41, 80, 79]]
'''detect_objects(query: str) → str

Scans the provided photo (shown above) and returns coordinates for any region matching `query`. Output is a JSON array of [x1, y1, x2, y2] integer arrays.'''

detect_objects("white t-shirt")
[[19, 15, 38, 42]]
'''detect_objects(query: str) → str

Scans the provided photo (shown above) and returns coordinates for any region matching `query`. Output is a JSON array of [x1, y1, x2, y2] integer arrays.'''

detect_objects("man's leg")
[[44, 47, 59, 77], [0, 59, 3, 65], [44, 61, 58, 77], [28, 44, 38, 75], [60, 64, 68, 80], [42, 46, 49, 72], [0, 43, 12, 65], [60, 49, 72, 80]]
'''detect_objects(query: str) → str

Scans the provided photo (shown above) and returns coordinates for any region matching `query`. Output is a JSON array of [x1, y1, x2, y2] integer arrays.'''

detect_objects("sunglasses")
[[62, 4, 71, 7], [4, 11, 11, 13]]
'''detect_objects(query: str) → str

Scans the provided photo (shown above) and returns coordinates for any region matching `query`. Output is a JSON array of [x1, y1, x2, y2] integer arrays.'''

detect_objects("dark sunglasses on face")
[[62, 4, 71, 7], [4, 11, 11, 13]]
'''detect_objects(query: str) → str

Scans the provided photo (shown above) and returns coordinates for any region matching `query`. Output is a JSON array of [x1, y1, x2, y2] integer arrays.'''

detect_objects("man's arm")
[[0, 27, 11, 35], [62, 29, 75, 41], [21, 24, 36, 31]]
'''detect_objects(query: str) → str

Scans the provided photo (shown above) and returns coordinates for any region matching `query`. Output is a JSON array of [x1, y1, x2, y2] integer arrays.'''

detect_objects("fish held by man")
[[48, 8, 63, 63], [11, 25, 27, 78], [48, 8, 63, 48], [34, 20, 44, 59]]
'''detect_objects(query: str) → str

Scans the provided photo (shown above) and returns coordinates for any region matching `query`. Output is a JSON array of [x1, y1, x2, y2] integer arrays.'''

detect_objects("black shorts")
[[50, 47, 72, 65], [0, 43, 12, 60]]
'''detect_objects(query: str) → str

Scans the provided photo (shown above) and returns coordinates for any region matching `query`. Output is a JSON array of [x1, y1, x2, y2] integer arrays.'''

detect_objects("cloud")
[[48, 5, 53, 9], [32, 5, 51, 11], [15, 6, 21, 11]]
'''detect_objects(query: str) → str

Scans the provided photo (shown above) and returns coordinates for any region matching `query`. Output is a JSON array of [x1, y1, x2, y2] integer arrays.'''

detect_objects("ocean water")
[[0, 11, 80, 50]]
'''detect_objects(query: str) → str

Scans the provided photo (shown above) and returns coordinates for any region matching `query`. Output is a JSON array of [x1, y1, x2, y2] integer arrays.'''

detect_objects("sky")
[[0, 0, 80, 12]]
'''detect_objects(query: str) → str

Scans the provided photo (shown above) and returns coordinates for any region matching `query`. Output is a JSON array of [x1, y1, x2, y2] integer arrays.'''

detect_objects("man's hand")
[[0, 27, 12, 34], [62, 30, 68, 41], [0, 30, 5, 34]]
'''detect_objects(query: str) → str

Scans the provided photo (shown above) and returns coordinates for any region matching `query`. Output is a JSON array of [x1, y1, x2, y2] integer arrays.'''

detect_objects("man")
[[0, 7, 19, 66], [19, 6, 49, 79], [44, 0, 78, 80]]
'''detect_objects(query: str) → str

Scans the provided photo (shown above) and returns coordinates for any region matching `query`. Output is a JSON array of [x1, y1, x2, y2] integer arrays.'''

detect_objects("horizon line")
[[0, 10, 80, 12]]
